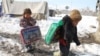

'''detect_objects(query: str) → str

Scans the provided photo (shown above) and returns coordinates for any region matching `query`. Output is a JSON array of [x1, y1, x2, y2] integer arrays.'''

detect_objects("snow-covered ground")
[[70, 43, 100, 56], [0, 15, 98, 37], [0, 51, 13, 56], [0, 15, 100, 56], [0, 36, 22, 56], [0, 16, 22, 34], [77, 16, 98, 38]]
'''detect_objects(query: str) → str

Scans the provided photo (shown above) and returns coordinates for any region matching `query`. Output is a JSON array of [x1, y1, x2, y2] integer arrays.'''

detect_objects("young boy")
[[20, 8, 36, 52], [59, 9, 82, 56]]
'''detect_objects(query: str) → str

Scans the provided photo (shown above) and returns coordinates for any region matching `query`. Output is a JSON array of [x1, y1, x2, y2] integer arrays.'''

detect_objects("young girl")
[[20, 8, 36, 52], [59, 9, 82, 56]]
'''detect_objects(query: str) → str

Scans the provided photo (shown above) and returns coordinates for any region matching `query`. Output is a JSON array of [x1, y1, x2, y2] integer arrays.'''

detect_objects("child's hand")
[[77, 44, 82, 48], [76, 45, 85, 53], [30, 21, 36, 26], [20, 21, 27, 27]]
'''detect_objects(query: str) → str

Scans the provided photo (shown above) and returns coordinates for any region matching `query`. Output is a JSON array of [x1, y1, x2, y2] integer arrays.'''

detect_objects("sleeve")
[[62, 15, 70, 40], [30, 18, 36, 26], [73, 27, 81, 46], [20, 19, 27, 28], [62, 15, 67, 38], [62, 15, 67, 25]]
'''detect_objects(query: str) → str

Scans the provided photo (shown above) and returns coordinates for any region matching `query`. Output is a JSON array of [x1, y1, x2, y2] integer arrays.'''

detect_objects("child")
[[20, 8, 36, 52], [59, 9, 82, 56]]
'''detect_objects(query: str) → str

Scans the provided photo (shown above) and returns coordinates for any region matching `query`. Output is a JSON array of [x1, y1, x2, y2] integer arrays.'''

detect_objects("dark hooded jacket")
[[59, 15, 80, 46]]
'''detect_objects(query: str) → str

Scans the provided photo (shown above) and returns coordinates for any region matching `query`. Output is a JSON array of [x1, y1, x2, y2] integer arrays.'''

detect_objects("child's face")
[[72, 20, 80, 26], [24, 13, 31, 19]]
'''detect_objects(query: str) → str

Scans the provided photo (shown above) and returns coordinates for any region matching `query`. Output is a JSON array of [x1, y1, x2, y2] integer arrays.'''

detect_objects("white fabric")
[[2, 1, 49, 19]]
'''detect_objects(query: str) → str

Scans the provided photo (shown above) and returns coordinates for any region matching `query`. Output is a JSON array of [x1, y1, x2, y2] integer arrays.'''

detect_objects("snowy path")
[[0, 33, 100, 56], [0, 35, 53, 56], [0, 16, 100, 56]]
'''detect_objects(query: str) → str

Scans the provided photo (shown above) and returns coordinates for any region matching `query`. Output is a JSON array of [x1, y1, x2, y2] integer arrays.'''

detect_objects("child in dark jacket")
[[59, 9, 82, 56], [20, 8, 36, 52]]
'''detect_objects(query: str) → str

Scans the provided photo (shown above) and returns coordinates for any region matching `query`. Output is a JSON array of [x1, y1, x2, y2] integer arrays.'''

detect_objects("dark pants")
[[59, 43, 70, 56]]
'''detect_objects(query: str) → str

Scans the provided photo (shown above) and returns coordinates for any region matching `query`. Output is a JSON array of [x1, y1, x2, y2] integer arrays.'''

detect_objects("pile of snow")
[[0, 16, 22, 34], [77, 16, 98, 38], [0, 36, 22, 50], [70, 43, 100, 56]]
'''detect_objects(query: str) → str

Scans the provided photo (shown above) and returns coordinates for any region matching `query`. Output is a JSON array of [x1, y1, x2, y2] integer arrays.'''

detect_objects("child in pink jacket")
[[20, 8, 36, 52]]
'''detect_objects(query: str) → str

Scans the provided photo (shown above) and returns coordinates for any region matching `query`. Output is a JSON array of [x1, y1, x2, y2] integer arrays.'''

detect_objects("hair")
[[23, 8, 32, 15], [69, 9, 82, 21]]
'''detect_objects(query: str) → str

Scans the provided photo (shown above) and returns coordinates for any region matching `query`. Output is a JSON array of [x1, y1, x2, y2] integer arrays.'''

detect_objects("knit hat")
[[70, 9, 82, 21]]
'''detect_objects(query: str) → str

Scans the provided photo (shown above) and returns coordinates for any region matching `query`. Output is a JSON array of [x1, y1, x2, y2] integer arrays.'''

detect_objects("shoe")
[[27, 46, 34, 52]]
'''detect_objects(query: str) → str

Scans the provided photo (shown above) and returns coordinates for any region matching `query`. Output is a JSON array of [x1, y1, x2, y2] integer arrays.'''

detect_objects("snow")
[[0, 15, 100, 56], [0, 35, 100, 56], [70, 43, 100, 56], [77, 16, 98, 38], [0, 15, 98, 38], [0, 51, 13, 56], [0, 16, 22, 34], [0, 36, 22, 50], [34, 15, 97, 39], [0, 36, 22, 56], [37, 17, 62, 38]]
